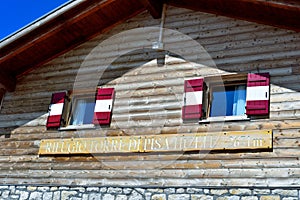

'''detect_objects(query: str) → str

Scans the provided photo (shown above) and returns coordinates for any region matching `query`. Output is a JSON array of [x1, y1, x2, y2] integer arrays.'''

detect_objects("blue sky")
[[0, 0, 70, 40]]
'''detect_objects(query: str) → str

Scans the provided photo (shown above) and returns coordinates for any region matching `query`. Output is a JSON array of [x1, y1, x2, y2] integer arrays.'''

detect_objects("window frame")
[[59, 89, 97, 130], [203, 74, 249, 122]]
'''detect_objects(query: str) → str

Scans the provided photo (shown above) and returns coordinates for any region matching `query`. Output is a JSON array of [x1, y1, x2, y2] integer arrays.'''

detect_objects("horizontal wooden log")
[[1, 168, 300, 179], [1, 157, 300, 171], [2, 177, 300, 188]]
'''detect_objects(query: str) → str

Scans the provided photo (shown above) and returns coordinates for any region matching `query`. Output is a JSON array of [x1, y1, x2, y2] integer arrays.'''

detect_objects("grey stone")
[[102, 193, 115, 200], [29, 191, 43, 200], [16, 186, 26, 189], [211, 189, 228, 195], [70, 198, 83, 200], [217, 196, 240, 200], [72, 187, 86, 193], [38, 187, 50, 192], [19, 190, 29, 200], [27, 186, 37, 191], [87, 187, 99, 192], [164, 188, 175, 194], [108, 187, 123, 194], [282, 198, 298, 200], [1, 190, 10, 199], [129, 190, 144, 200], [135, 188, 145, 195], [191, 195, 213, 200], [241, 197, 258, 200], [61, 191, 78, 200], [100, 187, 108, 193], [123, 188, 133, 195], [203, 189, 210, 194], [146, 189, 163, 193], [151, 194, 166, 200], [9, 186, 16, 193], [10, 194, 20, 199], [253, 189, 270, 195], [145, 192, 152, 200], [272, 189, 298, 197], [82, 194, 89, 200], [42, 192, 53, 200], [187, 188, 203, 194], [50, 187, 58, 191], [53, 191, 61, 200], [116, 194, 128, 200], [89, 193, 102, 200], [176, 188, 185, 193], [0, 186, 9, 190], [168, 194, 190, 200], [59, 187, 70, 191], [230, 189, 251, 195]]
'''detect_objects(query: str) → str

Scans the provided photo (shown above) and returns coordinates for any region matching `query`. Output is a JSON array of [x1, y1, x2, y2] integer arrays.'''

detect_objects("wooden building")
[[0, 0, 300, 199]]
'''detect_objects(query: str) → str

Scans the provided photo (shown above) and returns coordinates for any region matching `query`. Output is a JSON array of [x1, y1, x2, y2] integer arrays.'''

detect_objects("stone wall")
[[0, 185, 299, 200]]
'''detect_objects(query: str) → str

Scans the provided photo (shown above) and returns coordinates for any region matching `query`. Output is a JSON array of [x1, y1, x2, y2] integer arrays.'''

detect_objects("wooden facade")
[[1, 2, 300, 188]]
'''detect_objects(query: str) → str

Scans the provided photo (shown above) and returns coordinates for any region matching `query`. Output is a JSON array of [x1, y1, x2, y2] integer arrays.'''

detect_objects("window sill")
[[59, 124, 96, 131], [199, 115, 250, 123]]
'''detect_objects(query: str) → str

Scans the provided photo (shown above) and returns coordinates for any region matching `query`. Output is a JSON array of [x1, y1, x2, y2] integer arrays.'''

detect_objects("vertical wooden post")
[[0, 88, 6, 110]]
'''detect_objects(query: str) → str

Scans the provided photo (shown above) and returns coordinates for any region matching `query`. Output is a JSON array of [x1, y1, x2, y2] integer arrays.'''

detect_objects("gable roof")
[[0, 0, 299, 92]]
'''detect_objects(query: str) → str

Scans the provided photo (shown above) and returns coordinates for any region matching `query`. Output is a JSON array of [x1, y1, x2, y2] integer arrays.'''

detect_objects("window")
[[46, 87, 115, 130], [182, 73, 270, 122], [209, 84, 246, 117], [69, 97, 95, 126]]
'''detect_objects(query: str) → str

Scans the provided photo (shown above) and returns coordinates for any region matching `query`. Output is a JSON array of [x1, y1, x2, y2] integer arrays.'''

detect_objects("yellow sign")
[[38, 130, 272, 155]]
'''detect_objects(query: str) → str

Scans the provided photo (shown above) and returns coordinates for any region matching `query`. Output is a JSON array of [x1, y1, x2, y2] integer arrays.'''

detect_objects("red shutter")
[[46, 92, 67, 129], [182, 78, 204, 121], [93, 88, 115, 125], [246, 73, 270, 115]]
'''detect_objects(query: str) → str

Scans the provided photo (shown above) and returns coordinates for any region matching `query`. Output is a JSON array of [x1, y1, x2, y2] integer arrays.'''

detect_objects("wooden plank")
[[1, 168, 300, 179], [2, 157, 300, 171], [39, 130, 272, 155], [2, 177, 300, 188]]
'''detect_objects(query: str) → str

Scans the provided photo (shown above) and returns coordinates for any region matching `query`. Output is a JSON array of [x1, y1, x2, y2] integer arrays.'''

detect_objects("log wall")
[[0, 6, 300, 187]]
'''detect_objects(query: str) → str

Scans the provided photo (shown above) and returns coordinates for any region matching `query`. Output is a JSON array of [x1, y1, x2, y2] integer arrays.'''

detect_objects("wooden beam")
[[0, 72, 16, 92], [0, 88, 5, 111], [139, 0, 164, 19], [0, 0, 145, 77], [167, 0, 300, 32]]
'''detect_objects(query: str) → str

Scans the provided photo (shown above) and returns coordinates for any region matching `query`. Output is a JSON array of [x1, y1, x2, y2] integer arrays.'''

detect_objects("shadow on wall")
[[0, 48, 182, 138], [0, 46, 299, 139]]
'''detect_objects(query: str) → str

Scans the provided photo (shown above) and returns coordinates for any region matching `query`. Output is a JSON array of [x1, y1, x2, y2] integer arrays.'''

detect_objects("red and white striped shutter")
[[246, 73, 270, 116], [93, 88, 115, 125], [182, 78, 204, 121], [46, 92, 67, 129]]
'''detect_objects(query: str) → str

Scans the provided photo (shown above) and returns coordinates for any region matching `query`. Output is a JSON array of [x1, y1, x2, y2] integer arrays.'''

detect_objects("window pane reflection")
[[70, 98, 95, 125]]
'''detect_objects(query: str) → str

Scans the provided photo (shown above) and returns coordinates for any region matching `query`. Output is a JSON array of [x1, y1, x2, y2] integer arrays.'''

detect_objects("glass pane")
[[82, 100, 96, 124], [210, 85, 246, 117], [70, 98, 95, 125]]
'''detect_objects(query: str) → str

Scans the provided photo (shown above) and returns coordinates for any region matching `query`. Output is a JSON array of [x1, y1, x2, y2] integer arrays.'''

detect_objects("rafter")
[[0, 72, 16, 92], [168, 0, 300, 32], [139, 0, 164, 19]]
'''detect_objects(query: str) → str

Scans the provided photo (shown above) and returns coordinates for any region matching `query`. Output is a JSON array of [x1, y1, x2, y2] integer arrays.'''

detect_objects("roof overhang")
[[0, 0, 299, 92]]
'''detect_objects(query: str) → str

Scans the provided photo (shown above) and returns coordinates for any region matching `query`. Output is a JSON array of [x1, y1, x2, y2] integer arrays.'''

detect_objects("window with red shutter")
[[246, 73, 270, 116], [46, 91, 67, 129], [182, 78, 204, 121], [183, 73, 270, 123], [46, 87, 115, 130], [93, 88, 115, 125]]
